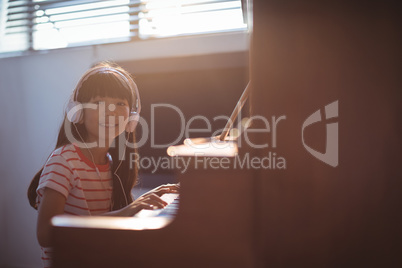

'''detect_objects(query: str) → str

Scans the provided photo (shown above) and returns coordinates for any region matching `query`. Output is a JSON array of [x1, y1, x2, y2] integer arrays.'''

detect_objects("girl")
[[27, 62, 179, 267]]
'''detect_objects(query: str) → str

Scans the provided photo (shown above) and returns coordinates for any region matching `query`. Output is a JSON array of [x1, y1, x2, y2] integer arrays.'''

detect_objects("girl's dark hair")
[[27, 62, 139, 211]]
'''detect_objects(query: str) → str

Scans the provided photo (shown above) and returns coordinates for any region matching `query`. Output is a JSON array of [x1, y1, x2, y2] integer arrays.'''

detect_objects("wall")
[[0, 32, 248, 267]]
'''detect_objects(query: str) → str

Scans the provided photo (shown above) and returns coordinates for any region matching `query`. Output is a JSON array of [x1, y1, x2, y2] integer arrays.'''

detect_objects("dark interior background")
[[118, 51, 249, 182]]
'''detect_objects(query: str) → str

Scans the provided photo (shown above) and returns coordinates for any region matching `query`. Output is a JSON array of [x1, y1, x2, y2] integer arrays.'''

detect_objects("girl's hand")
[[139, 183, 180, 198], [107, 183, 180, 217]]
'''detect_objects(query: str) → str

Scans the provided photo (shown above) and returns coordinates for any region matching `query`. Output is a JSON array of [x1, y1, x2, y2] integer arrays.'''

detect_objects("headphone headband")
[[72, 66, 141, 114]]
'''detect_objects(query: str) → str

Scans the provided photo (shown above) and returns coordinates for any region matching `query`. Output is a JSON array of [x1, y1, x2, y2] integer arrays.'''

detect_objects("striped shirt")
[[36, 143, 113, 267]]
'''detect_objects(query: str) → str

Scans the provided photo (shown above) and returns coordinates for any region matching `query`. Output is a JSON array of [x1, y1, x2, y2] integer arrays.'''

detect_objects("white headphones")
[[66, 66, 141, 133]]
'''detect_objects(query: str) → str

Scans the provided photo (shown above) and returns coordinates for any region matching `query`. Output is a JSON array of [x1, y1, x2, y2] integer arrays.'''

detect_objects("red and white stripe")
[[37, 144, 113, 267]]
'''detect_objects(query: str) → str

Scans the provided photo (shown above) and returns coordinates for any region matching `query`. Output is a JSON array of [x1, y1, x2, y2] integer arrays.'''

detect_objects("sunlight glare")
[[139, 0, 246, 38], [29, 0, 245, 49]]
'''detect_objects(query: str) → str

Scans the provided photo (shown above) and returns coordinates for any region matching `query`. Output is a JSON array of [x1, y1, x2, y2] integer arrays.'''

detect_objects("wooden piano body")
[[52, 157, 256, 268], [52, 0, 401, 267]]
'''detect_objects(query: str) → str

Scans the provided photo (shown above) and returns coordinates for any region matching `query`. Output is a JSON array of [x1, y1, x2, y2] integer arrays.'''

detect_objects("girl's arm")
[[37, 188, 66, 248]]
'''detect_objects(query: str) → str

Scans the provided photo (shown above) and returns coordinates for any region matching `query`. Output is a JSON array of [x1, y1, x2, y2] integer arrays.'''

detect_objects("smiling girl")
[[27, 62, 178, 267]]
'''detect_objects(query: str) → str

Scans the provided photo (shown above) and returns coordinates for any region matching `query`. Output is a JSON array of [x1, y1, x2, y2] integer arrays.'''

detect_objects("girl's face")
[[83, 96, 130, 145]]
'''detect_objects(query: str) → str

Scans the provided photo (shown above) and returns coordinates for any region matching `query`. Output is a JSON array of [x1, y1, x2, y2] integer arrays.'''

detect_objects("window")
[[0, 0, 247, 54]]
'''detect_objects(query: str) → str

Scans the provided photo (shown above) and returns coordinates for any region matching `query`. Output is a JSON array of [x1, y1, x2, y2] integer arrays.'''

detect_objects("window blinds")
[[2, 0, 246, 52]]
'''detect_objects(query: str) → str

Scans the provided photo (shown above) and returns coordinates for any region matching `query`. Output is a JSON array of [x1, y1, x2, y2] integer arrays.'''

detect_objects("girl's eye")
[[117, 102, 128, 106]]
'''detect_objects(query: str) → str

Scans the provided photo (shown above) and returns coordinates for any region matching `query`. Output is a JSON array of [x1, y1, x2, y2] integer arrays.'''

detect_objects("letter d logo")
[[302, 101, 338, 167]]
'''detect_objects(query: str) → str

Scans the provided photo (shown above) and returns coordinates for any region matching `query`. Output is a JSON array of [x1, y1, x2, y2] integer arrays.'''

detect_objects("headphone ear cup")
[[125, 112, 139, 133], [66, 100, 83, 123]]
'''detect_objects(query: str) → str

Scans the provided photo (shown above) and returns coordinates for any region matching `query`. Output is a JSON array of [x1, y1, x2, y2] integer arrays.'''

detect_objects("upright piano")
[[52, 0, 401, 267]]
